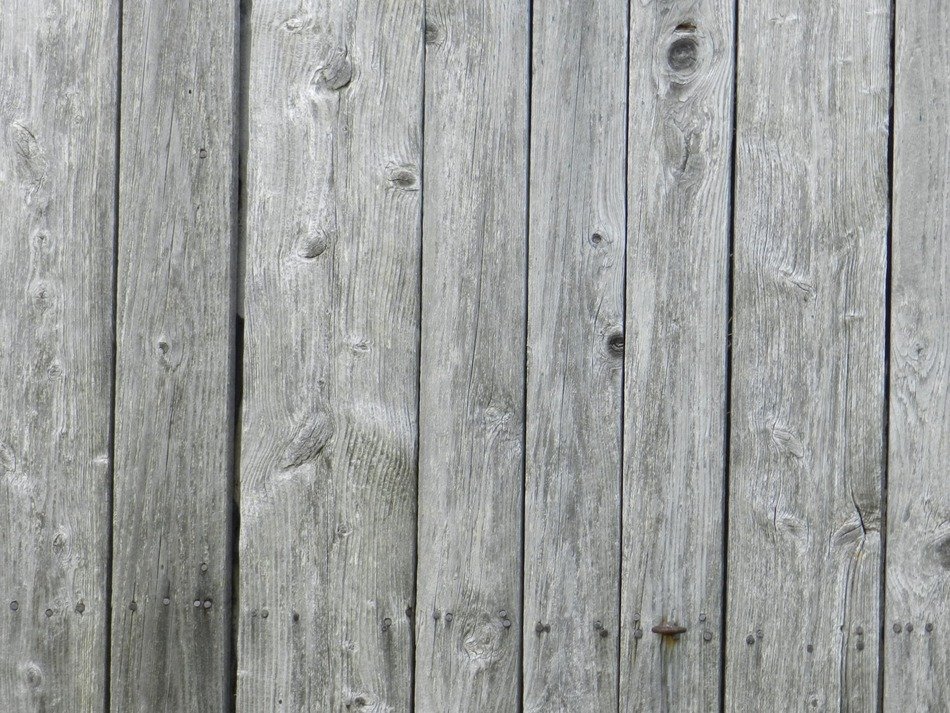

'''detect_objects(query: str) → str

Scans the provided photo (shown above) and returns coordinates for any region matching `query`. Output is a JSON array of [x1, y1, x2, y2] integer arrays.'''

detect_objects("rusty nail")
[[652, 623, 687, 637]]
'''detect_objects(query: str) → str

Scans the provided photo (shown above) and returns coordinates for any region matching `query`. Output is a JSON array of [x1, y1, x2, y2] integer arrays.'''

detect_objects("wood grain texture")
[[884, 0, 950, 707], [725, 0, 890, 709], [414, 1, 529, 710], [0, 1, 117, 710], [521, 2, 626, 711], [236, 2, 423, 711], [619, 1, 735, 710], [110, 0, 237, 709]]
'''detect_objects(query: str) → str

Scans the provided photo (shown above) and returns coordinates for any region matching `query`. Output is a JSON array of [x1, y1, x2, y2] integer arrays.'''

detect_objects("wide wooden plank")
[[522, 2, 626, 711], [619, 1, 735, 710], [236, 2, 423, 710], [414, 1, 529, 710], [109, 0, 237, 709], [0, 1, 117, 710], [884, 0, 950, 707], [726, 0, 890, 709]]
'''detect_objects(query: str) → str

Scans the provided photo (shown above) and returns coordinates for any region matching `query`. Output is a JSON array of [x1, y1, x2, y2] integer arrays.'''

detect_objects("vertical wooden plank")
[[0, 0, 117, 709], [726, 0, 890, 709], [619, 0, 734, 710], [885, 0, 950, 707], [110, 0, 237, 709], [414, 0, 529, 710], [522, 2, 626, 711], [236, 2, 423, 711]]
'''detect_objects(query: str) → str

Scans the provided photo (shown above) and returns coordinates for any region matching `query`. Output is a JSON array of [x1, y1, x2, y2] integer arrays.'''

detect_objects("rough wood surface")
[[884, 0, 950, 707], [236, 2, 423, 711], [109, 0, 237, 709], [725, 0, 890, 709], [619, 1, 735, 710], [0, 1, 117, 710], [521, 2, 626, 711], [414, 1, 529, 710]]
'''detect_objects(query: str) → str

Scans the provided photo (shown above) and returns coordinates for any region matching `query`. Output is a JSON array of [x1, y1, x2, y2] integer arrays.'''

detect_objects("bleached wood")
[[522, 2, 626, 711], [236, 2, 424, 710], [109, 0, 237, 709], [414, 1, 529, 710], [725, 0, 890, 709], [619, 1, 735, 710], [0, 1, 117, 710], [884, 0, 950, 708]]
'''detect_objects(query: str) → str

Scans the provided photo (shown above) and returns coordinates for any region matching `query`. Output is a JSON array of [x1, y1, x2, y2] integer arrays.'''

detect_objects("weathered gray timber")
[[236, 1, 423, 711], [725, 0, 890, 709], [522, 2, 626, 711], [109, 0, 237, 709], [414, 0, 529, 710], [620, 1, 735, 710], [884, 0, 950, 708], [0, 1, 117, 710]]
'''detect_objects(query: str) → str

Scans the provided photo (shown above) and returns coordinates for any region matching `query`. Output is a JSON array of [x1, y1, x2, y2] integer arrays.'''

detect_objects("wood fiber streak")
[[884, 0, 950, 707], [620, 1, 735, 710], [110, 0, 237, 709], [0, 0, 118, 710], [414, 0, 529, 711], [522, 2, 626, 711], [726, 0, 890, 709], [236, 1, 423, 711]]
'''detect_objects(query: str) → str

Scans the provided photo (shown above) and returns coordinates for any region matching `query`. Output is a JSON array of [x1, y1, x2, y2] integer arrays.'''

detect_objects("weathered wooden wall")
[[1, 0, 948, 711]]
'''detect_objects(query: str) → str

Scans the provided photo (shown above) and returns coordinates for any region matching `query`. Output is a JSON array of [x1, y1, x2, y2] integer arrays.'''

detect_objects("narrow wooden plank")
[[522, 2, 626, 710], [414, 1, 529, 710], [726, 0, 890, 709], [884, 0, 950, 706], [0, 1, 117, 709], [619, 1, 734, 709], [236, 3, 423, 710], [109, 0, 237, 708]]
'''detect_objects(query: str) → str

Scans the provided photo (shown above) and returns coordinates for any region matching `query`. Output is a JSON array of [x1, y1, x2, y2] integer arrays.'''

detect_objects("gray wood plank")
[[884, 0, 950, 707], [236, 2, 423, 710], [725, 0, 890, 709], [414, 1, 529, 710], [0, 1, 117, 710], [109, 0, 237, 709], [522, 2, 626, 711], [619, 1, 735, 710]]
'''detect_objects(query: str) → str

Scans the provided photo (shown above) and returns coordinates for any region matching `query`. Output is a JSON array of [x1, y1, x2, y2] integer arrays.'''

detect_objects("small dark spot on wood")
[[382, 617, 392, 631], [261, 609, 269, 619], [45, 608, 53, 618], [25, 664, 42, 688], [589, 232, 604, 245], [756, 628, 763, 640], [674, 21, 697, 32], [10, 601, 18, 611], [855, 626, 863, 635], [746, 634, 755, 645], [633, 613, 640, 622], [925, 622, 934, 633], [633, 628, 643, 639], [388, 166, 419, 191], [405, 606, 413, 618], [444, 612, 453, 623], [433, 610, 441, 620], [933, 534, 950, 569], [892, 623, 902, 633], [535, 621, 550, 634], [354, 696, 367, 707], [75, 602, 85, 614], [424, 23, 440, 44], [129, 601, 137, 611], [811, 699, 818, 708], [292, 611, 299, 622], [199, 148, 208, 159], [157, 340, 170, 355], [668, 37, 699, 73], [599, 628, 608, 638], [806, 643, 814, 653], [856, 640, 865, 651], [905, 622, 914, 633], [607, 331, 624, 356], [320, 47, 353, 90], [502, 619, 512, 629]]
